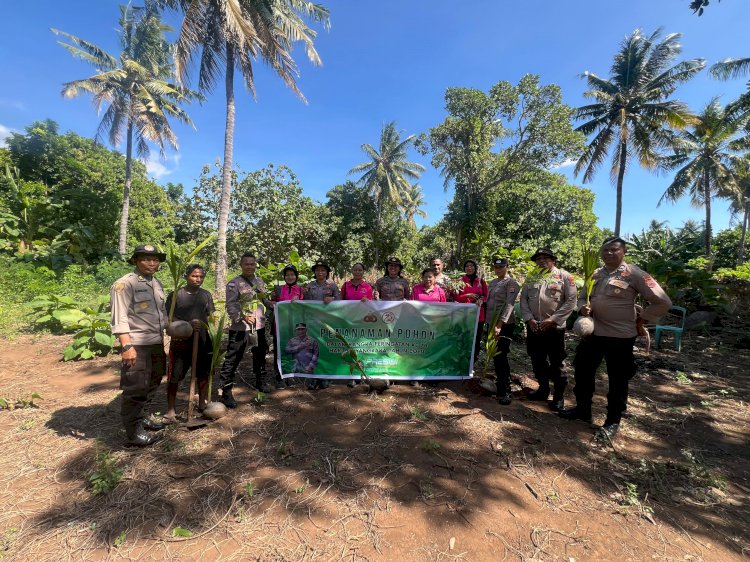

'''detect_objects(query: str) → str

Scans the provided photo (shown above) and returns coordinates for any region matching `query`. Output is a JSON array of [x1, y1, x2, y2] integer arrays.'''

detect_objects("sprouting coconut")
[[202, 401, 227, 420], [166, 320, 193, 339], [573, 243, 600, 338], [572, 316, 595, 337], [479, 378, 497, 394]]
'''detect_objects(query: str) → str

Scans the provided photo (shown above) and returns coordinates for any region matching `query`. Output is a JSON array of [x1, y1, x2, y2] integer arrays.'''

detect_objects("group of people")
[[110, 236, 671, 446]]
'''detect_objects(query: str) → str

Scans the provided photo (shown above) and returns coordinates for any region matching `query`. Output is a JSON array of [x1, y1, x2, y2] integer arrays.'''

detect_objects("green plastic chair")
[[654, 306, 687, 352]]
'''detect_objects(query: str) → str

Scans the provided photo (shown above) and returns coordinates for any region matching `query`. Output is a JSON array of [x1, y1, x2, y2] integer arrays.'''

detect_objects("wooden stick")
[[187, 325, 199, 421]]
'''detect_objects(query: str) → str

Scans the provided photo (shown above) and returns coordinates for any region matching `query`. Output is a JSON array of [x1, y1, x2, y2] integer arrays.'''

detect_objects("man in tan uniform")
[[111, 244, 168, 446], [486, 257, 520, 405], [560, 237, 671, 439], [520, 248, 577, 411]]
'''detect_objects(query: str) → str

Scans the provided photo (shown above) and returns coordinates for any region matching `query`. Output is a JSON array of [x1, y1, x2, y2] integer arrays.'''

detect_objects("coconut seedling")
[[321, 322, 389, 393], [572, 243, 600, 337], [478, 310, 506, 394], [201, 312, 229, 420]]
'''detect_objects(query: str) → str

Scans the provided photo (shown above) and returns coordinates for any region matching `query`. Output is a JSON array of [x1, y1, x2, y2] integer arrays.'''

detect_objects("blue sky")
[[1, 0, 748, 236]]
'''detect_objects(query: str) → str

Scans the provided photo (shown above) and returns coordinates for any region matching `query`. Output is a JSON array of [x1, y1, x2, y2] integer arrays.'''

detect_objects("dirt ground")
[[0, 329, 748, 561]]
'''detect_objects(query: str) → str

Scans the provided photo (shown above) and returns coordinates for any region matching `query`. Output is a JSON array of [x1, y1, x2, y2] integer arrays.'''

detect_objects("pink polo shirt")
[[276, 284, 304, 302], [411, 284, 447, 302], [341, 280, 373, 301]]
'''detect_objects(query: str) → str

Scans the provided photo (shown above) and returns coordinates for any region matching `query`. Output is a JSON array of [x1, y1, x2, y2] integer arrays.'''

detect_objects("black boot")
[[549, 382, 567, 412], [256, 371, 271, 393], [527, 382, 550, 401], [221, 387, 237, 409], [125, 425, 162, 447], [558, 406, 592, 423]]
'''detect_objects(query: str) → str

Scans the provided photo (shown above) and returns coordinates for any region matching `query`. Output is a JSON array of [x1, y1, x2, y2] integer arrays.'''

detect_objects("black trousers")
[[218, 328, 267, 390], [572, 335, 636, 423], [492, 323, 515, 393], [526, 328, 567, 388], [120, 344, 166, 437]]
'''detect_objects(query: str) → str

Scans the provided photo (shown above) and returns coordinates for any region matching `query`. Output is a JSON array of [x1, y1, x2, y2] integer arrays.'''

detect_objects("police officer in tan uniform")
[[560, 237, 671, 439], [374, 257, 410, 301], [520, 248, 577, 410], [110, 245, 168, 446], [486, 257, 520, 405]]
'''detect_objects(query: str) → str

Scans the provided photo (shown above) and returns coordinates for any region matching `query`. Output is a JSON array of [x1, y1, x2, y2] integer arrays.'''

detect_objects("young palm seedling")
[[201, 312, 229, 420], [573, 243, 599, 337]]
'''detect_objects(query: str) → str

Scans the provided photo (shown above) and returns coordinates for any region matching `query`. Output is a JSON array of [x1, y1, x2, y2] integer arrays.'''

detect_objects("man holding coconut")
[[560, 237, 671, 439], [110, 244, 168, 447]]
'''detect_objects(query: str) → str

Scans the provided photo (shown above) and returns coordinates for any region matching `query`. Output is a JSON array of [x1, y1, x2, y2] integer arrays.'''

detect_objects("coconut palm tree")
[[711, 57, 750, 112], [349, 122, 425, 262], [155, 0, 329, 296], [575, 28, 705, 235], [727, 158, 750, 265], [53, 6, 196, 255], [659, 98, 748, 264], [401, 183, 428, 227]]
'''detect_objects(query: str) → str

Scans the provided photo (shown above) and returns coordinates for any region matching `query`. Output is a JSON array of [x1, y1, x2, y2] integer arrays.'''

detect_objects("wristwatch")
[[122, 344, 134, 352]]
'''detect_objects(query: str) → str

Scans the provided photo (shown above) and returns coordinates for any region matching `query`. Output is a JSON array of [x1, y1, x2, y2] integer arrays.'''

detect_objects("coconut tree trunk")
[[614, 140, 627, 236], [215, 45, 235, 299], [739, 199, 749, 265], [118, 119, 134, 255], [373, 199, 382, 266], [704, 168, 713, 269]]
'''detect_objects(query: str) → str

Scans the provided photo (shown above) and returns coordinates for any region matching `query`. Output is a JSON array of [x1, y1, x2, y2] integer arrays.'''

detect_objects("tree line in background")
[[1, 4, 750, 296]]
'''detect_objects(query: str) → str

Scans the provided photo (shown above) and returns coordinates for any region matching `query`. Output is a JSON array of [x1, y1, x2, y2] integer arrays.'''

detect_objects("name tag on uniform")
[[609, 279, 629, 290]]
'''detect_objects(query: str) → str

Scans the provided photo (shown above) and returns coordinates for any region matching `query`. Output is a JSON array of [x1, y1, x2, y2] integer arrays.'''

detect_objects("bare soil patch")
[[0, 330, 748, 561]]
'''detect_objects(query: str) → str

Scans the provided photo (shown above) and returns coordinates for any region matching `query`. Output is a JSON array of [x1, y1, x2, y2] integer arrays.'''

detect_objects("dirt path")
[[0, 331, 748, 561]]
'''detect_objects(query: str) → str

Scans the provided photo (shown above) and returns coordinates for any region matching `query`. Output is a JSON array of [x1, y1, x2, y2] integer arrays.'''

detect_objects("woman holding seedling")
[[164, 264, 215, 423], [453, 259, 488, 360]]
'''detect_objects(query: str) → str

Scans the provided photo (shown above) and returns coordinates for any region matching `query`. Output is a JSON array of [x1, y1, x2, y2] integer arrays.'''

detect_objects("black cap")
[[463, 259, 478, 269], [531, 248, 557, 262], [128, 244, 166, 264], [385, 256, 403, 271], [492, 257, 509, 266], [282, 264, 299, 277], [312, 260, 330, 271], [295, 322, 307, 329]]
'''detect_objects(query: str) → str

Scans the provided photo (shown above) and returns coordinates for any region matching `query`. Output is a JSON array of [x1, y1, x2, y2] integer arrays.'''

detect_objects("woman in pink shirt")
[[454, 259, 488, 359], [411, 268, 447, 302], [341, 263, 373, 301], [270, 265, 303, 387]]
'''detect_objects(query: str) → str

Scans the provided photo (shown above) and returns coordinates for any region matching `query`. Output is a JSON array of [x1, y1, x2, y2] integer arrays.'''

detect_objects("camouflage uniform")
[[219, 275, 269, 392]]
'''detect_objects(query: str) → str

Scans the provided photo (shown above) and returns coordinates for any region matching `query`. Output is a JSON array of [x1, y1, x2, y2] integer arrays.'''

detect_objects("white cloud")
[[552, 158, 577, 169], [142, 153, 181, 179], [0, 124, 15, 147]]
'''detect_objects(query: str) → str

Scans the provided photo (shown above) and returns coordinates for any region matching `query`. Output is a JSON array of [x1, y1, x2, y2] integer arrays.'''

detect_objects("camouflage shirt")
[[375, 276, 410, 301]]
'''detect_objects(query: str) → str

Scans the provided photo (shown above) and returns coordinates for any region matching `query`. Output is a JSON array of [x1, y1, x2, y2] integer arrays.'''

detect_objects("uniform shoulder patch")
[[643, 274, 657, 288], [113, 282, 126, 294], [567, 275, 576, 286]]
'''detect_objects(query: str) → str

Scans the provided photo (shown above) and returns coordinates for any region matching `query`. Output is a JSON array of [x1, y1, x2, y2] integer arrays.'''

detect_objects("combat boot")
[[558, 406, 592, 423], [549, 382, 567, 412], [256, 371, 272, 394], [527, 381, 550, 401], [221, 387, 237, 409], [125, 425, 162, 447]]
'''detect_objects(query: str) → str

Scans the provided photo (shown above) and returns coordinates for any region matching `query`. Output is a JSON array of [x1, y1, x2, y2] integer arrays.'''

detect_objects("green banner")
[[275, 301, 479, 380]]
